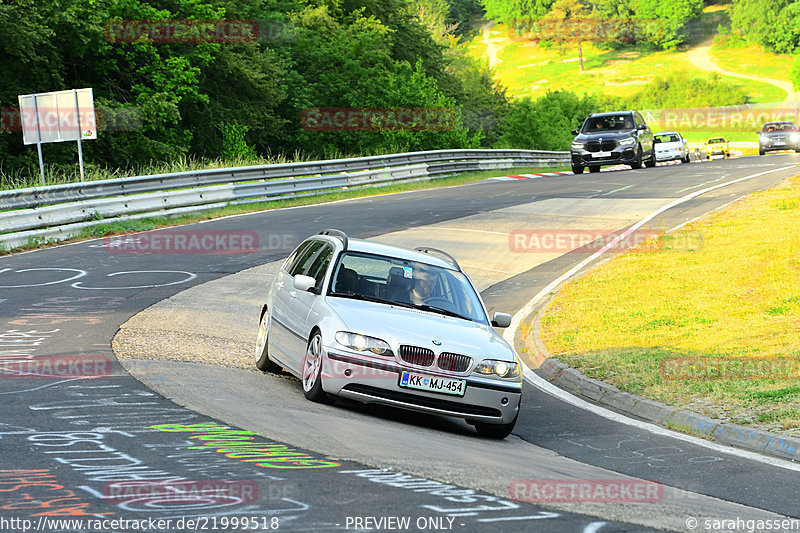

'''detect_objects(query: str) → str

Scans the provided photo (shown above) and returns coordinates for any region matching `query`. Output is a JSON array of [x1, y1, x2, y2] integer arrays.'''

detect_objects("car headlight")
[[571, 142, 584, 150], [760, 135, 770, 143], [791, 133, 799, 143], [618, 138, 635, 146], [335, 331, 393, 356], [475, 359, 520, 378]]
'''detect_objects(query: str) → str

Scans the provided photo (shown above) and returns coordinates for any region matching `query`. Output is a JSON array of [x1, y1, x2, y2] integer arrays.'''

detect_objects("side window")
[[635, 112, 645, 126], [284, 241, 313, 273], [306, 245, 334, 289], [289, 241, 324, 276]]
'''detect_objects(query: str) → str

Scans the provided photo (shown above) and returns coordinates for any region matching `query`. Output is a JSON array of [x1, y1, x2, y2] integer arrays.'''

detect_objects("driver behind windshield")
[[410, 267, 436, 305]]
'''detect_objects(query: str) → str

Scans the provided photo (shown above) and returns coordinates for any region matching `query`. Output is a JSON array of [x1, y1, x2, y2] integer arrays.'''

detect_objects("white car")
[[255, 229, 522, 438], [653, 131, 689, 163]]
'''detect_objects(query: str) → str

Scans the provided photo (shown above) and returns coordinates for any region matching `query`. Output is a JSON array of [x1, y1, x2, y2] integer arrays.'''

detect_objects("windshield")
[[763, 123, 797, 133], [707, 138, 725, 144], [328, 251, 488, 324], [654, 134, 680, 143], [582, 115, 634, 133]]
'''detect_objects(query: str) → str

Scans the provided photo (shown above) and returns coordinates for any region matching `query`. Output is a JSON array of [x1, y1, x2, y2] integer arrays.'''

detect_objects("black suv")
[[570, 111, 655, 174], [758, 121, 800, 155]]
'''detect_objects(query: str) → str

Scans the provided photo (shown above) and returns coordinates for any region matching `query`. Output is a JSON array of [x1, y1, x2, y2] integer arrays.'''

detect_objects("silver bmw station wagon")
[[255, 229, 522, 438]]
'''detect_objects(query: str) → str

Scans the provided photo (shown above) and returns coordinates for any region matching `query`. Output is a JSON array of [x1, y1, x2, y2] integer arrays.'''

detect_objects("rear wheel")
[[255, 308, 281, 372], [474, 413, 518, 439], [630, 146, 643, 169], [571, 164, 584, 174], [302, 332, 330, 403], [588, 165, 600, 173]]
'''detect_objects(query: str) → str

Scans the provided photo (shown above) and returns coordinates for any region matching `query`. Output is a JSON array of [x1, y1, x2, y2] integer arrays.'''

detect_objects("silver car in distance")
[[255, 229, 522, 438]]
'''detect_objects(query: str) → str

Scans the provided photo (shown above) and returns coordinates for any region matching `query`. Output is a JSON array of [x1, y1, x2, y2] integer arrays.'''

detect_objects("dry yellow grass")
[[539, 173, 800, 434]]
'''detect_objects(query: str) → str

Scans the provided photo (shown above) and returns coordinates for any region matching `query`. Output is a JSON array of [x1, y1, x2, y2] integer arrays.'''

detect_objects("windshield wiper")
[[414, 304, 470, 321], [329, 292, 392, 305]]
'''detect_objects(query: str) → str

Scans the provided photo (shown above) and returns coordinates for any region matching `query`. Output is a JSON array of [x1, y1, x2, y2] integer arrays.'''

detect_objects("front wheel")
[[630, 146, 643, 169], [644, 147, 656, 168], [474, 412, 518, 439], [588, 165, 600, 173], [571, 164, 584, 174], [255, 308, 281, 372], [302, 332, 330, 403]]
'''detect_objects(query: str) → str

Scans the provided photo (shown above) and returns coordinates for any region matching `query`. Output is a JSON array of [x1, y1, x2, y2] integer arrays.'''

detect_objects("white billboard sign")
[[18, 88, 96, 183], [18, 88, 96, 144]]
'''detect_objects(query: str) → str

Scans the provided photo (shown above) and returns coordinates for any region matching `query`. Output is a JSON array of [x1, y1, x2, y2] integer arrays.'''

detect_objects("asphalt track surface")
[[0, 154, 798, 533]]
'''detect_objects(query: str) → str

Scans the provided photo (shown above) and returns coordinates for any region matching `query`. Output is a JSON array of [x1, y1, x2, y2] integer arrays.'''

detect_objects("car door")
[[283, 243, 333, 361], [269, 240, 323, 368], [635, 112, 654, 154]]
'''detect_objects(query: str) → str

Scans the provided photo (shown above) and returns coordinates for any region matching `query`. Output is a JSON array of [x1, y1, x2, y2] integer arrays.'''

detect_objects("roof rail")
[[319, 228, 349, 250], [414, 247, 461, 271]]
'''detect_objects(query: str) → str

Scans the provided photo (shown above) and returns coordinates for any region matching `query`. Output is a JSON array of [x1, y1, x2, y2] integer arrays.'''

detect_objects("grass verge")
[[537, 172, 800, 435], [1, 166, 567, 255]]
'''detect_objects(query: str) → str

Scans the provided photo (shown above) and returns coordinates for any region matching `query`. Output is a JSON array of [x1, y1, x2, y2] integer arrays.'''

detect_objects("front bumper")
[[760, 140, 800, 152], [655, 148, 684, 161], [571, 147, 638, 167], [322, 351, 521, 424]]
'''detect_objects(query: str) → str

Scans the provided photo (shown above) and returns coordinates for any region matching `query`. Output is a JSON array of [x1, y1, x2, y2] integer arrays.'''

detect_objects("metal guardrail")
[[0, 149, 569, 249]]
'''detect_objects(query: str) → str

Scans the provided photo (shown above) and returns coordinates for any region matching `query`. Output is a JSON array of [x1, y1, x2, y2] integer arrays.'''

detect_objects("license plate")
[[775, 141, 785, 146], [593, 151, 611, 158], [399, 371, 466, 397]]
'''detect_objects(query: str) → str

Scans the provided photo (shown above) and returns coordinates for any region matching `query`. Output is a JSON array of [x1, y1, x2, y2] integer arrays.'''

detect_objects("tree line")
[[0, 0, 769, 185]]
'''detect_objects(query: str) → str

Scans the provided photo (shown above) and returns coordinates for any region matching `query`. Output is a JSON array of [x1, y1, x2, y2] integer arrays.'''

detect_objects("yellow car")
[[705, 137, 730, 159]]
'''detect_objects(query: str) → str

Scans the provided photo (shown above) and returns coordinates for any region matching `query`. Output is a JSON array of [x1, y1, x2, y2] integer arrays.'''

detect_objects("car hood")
[[574, 130, 636, 142], [326, 297, 515, 361]]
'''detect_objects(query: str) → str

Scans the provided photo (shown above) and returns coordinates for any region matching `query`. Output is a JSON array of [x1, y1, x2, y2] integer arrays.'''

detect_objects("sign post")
[[18, 88, 97, 185]]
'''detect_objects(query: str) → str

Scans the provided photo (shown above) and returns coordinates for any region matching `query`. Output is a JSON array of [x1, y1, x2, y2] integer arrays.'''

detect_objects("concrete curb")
[[521, 288, 800, 463]]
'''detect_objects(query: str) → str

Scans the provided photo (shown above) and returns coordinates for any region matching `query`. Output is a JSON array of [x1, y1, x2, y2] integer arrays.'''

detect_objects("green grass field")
[[468, 27, 787, 104], [538, 173, 800, 435]]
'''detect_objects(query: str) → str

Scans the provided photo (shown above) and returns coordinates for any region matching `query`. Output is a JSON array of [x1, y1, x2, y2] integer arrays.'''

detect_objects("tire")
[[571, 164, 584, 174], [588, 165, 600, 173], [644, 147, 656, 168], [474, 412, 518, 439], [630, 146, 643, 169], [255, 307, 282, 372], [302, 331, 330, 403], [759, 148, 765, 156]]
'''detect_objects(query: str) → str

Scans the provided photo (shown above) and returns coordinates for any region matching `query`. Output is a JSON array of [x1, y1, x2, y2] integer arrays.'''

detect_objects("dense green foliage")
[[495, 90, 612, 151], [0, 0, 503, 184], [478, 0, 703, 49], [728, 0, 800, 91], [629, 72, 750, 109], [730, 0, 800, 55]]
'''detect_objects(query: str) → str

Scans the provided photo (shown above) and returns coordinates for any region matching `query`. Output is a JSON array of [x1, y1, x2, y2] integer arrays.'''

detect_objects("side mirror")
[[293, 274, 317, 293], [637, 124, 647, 131], [491, 312, 512, 328], [571, 128, 579, 135], [756, 130, 761, 135]]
